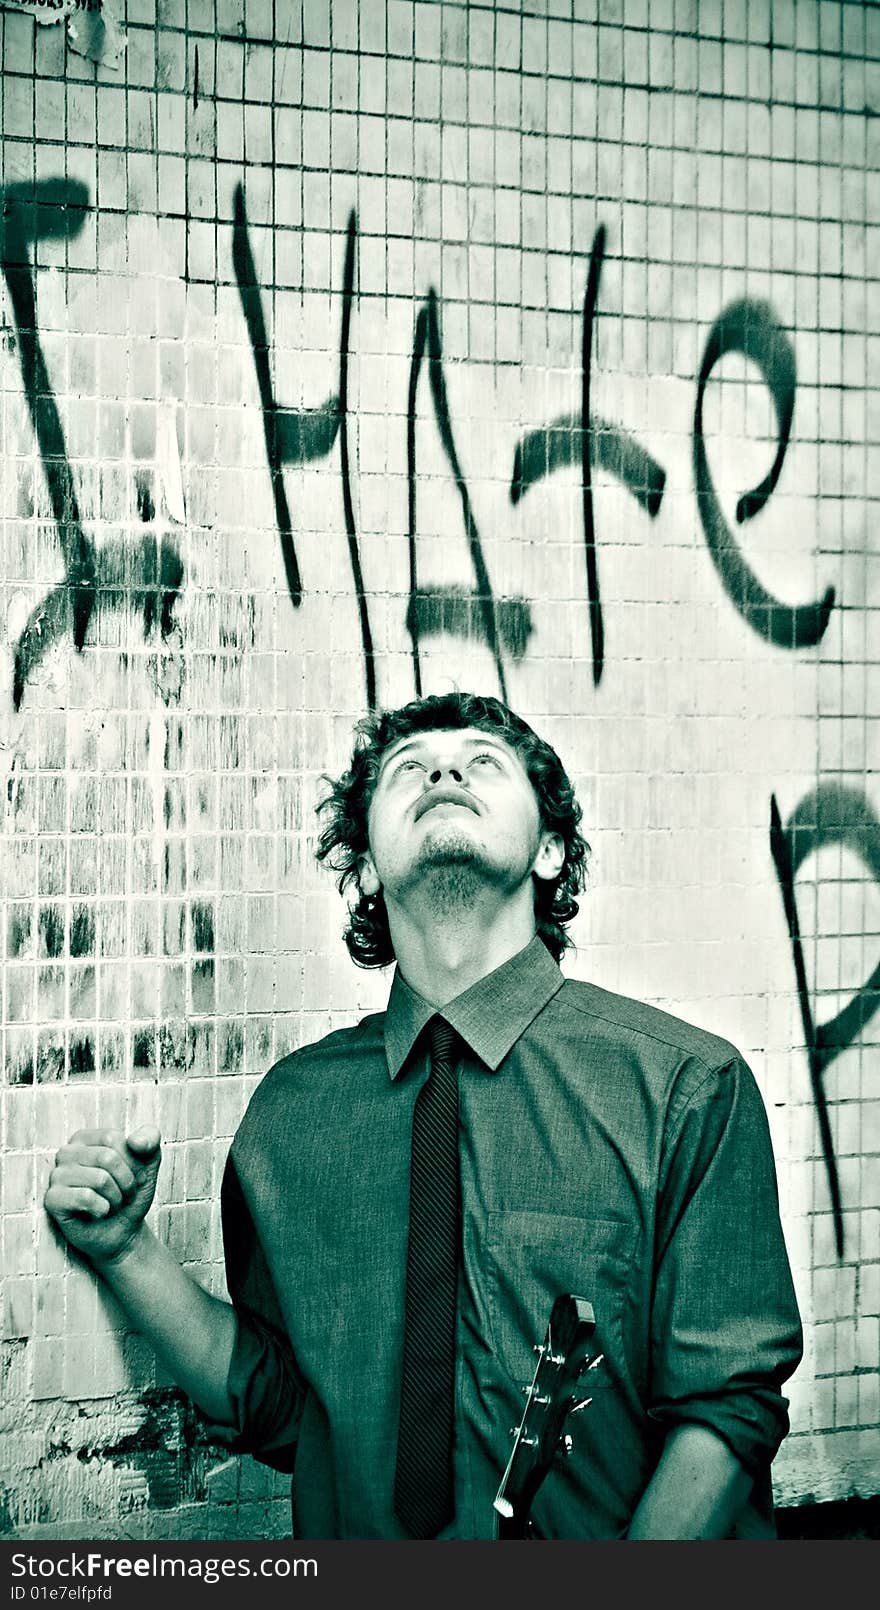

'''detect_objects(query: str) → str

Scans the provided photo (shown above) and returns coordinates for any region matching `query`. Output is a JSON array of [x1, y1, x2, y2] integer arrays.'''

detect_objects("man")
[[44, 692, 802, 1539]]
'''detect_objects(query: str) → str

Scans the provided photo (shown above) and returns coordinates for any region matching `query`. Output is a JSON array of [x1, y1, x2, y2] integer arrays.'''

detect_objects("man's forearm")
[[94, 1224, 238, 1426], [627, 1423, 753, 1540]]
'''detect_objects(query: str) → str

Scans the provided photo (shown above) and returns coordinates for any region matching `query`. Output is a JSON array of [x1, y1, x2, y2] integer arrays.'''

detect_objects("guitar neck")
[[493, 1294, 601, 1540]]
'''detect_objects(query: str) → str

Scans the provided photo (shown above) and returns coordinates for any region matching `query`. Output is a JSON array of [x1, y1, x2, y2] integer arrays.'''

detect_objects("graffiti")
[[510, 226, 667, 686], [232, 184, 339, 607], [339, 211, 377, 710], [232, 191, 377, 706], [229, 191, 843, 709], [2, 179, 184, 712], [694, 300, 836, 649], [2, 179, 867, 1263], [2, 179, 96, 708], [511, 417, 666, 519], [770, 787, 880, 1257], [405, 299, 428, 696], [580, 225, 605, 686], [406, 289, 531, 701]]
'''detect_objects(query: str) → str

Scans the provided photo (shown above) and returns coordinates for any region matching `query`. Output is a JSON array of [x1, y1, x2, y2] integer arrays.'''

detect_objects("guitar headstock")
[[493, 1293, 602, 1539]]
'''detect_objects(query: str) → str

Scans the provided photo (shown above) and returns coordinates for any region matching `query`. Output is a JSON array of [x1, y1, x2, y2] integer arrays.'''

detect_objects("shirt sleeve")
[[201, 1151, 305, 1473], [648, 1055, 803, 1479]]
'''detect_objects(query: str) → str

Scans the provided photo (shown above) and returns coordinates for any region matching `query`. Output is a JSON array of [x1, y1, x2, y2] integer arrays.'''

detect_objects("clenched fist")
[[44, 1128, 162, 1267]]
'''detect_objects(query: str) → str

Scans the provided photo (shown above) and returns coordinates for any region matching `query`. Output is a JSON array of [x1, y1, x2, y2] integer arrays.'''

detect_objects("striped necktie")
[[394, 1016, 461, 1538]]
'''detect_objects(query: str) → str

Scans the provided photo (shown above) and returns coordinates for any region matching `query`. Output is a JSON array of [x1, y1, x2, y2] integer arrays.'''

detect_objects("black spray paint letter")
[[581, 227, 605, 684], [3, 180, 95, 707], [3, 180, 183, 710], [770, 785, 880, 1258], [233, 183, 340, 607], [509, 225, 667, 686], [339, 211, 376, 710], [406, 290, 531, 701], [233, 191, 375, 709], [511, 416, 665, 519], [694, 299, 835, 649]]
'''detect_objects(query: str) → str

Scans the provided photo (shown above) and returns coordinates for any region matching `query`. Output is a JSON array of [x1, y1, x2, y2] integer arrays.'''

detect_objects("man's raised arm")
[[44, 1128, 237, 1427]]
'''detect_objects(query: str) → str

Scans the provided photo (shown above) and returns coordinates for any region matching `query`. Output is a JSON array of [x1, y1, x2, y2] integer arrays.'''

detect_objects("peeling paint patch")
[[38, 906, 65, 960], [191, 959, 215, 1015], [8, 1050, 35, 1087], [7, 909, 32, 960], [221, 1024, 244, 1072], [35, 1035, 64, 1083], [70, 906, 95, 958], [69, 1038, 95, 1077], [158, 1021, 189, 1073], [187, 1022, 214, 1074], [164, 720, 185, 772], [132, 1030, 154, 1071], [191, 902, 215, 954], [135, 473, 156, 525]]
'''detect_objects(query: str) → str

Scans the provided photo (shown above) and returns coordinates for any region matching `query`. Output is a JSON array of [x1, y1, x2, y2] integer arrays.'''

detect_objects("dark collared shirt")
[[212, 937, 802, 1539]]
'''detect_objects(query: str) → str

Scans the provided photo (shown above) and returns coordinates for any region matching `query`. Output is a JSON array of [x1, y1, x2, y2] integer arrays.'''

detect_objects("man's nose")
[[426, 763, 466, 786]]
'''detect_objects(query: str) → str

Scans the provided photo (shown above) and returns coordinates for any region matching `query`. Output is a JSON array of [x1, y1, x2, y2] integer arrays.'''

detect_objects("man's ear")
[[358, 852, 381, 897], [532, 832, 565, 883]]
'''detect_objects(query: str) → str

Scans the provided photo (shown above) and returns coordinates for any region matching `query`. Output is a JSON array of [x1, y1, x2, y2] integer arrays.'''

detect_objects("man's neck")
[[387, 891, 538, 1007]]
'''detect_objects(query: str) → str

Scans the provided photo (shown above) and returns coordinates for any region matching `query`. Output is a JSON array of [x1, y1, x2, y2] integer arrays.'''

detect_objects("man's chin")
[[395, 830, 485, 904], [413, 825, 482, 869]]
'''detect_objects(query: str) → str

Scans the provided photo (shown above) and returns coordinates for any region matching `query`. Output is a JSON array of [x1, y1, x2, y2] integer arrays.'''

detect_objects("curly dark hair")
[[315, 692, 589, 968]]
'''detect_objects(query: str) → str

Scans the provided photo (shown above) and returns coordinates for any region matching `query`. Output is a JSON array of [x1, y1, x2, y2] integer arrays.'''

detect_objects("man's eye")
[[471, 752, 502, 768], [396, 760, 423, 774]]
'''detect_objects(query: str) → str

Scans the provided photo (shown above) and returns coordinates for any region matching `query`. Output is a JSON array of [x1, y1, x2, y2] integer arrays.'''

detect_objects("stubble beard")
[[407, 824, 492, 916]]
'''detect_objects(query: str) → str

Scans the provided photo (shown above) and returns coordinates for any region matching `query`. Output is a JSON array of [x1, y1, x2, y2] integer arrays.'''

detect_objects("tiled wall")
[[1, 0, 877, 1538]]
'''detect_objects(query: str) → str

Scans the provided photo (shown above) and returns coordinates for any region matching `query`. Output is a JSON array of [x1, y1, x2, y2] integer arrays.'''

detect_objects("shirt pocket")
[[484, 1210, 636, 1390]]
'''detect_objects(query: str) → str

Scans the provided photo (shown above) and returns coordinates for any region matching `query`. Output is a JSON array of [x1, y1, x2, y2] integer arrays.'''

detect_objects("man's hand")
[[44, 1127, 162, 1267]]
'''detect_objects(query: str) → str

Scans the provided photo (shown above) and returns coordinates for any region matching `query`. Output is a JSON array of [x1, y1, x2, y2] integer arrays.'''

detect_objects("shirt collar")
[[383, 933, 565, 1080]]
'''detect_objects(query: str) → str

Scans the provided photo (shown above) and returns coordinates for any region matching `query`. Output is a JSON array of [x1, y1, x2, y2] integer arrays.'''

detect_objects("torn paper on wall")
[[1, 1, 127, 70], [67, 0, 126, 69]]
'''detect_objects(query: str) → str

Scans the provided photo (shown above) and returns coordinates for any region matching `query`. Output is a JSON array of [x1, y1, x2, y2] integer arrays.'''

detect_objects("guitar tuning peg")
[[562, 1435, 574, 1457], [532, 1342, 546, 1356], [570, 1396, 593, 1414]]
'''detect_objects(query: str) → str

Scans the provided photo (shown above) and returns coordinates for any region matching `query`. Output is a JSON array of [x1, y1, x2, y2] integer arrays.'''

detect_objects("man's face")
[[359, 726, 564, 906]]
